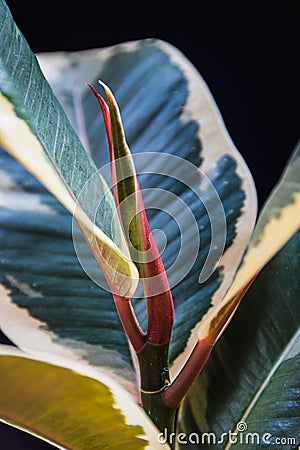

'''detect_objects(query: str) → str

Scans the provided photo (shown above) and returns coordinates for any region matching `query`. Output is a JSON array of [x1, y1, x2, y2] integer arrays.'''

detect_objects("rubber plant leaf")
[[162, 141, 299, 408], [197, 140, 300, 345], [0, 0, 138, 300], [0, 345, 170, 449], [178, 228, 300, 449], [1, 2, 257, 394]]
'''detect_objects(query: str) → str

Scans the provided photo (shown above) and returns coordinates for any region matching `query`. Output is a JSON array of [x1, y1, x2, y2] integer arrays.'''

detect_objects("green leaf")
[[0, 136, 138, 394], [0, 345, 169, 449], [197, 140, 300, 343], [178, 229, 300, 449], [0, 0, 138, 298], [232, 333, 299, 450], [0, 35, 257, 392]]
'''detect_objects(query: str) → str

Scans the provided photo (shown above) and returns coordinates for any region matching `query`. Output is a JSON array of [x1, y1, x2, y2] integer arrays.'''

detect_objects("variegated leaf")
[[198, 140, 300, 343], [0, 16, 257, 393], [0, 345, 169, 449], [178, 228, 300, 449], [0, 0, 138, 300]]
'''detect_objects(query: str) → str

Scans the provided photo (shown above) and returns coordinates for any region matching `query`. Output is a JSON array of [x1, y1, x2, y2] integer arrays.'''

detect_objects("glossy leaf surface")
[[0, 345, 169, 449], [0, 0, 257, 393], [179, 230, 300, 449], [0, 0, 138, 299], [197, 141, 300, 343]]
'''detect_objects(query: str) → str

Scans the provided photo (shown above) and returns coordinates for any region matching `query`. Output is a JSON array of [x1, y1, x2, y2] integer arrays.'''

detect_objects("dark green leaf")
[[0, 0, 138, 298], [179, 231, 300, 449]]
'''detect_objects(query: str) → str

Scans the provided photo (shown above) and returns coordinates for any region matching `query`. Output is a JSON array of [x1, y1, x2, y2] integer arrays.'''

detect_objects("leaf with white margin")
[[0, 0, 138, 299], [0, 4, 257, 395], [0, 146, 139, 395], [178, 229, 300, 450], [198, 140, 300, 343], [0, 345, 169, 449], [37, 39, 256, 369]]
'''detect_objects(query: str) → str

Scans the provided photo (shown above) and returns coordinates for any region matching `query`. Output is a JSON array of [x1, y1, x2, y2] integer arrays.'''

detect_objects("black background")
[[1, 0, 299, 448]]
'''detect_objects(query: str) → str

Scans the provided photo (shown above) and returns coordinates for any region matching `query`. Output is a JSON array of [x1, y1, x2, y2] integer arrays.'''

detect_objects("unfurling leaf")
[[88, 82, 174, 346]]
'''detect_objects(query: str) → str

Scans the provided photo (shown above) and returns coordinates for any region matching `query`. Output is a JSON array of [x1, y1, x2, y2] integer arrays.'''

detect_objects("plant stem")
[[163, 338, 213, 409], [137, 342, 177, 440], [142, 391, 177, 447], [162, 279, 257, 409], [113, 294, 145, 352]]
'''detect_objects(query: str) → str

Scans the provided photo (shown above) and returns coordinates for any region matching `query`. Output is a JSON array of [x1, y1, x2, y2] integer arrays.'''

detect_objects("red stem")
[[163, 278, 257, 409], [135, 189, 174, 345], [113, 294, 146, 352], [163, 338, 213, 409]]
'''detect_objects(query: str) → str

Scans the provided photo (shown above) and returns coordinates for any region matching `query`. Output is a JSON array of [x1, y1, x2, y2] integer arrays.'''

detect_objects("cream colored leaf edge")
[[154, 39, 257, 376], [0, 344, 169, 449], [0, 282, 137, 397], [0, 92, 138, 298], [38, 39, 257, 310], [37, 39, 258, 378], [198, 191, 300, 340]]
